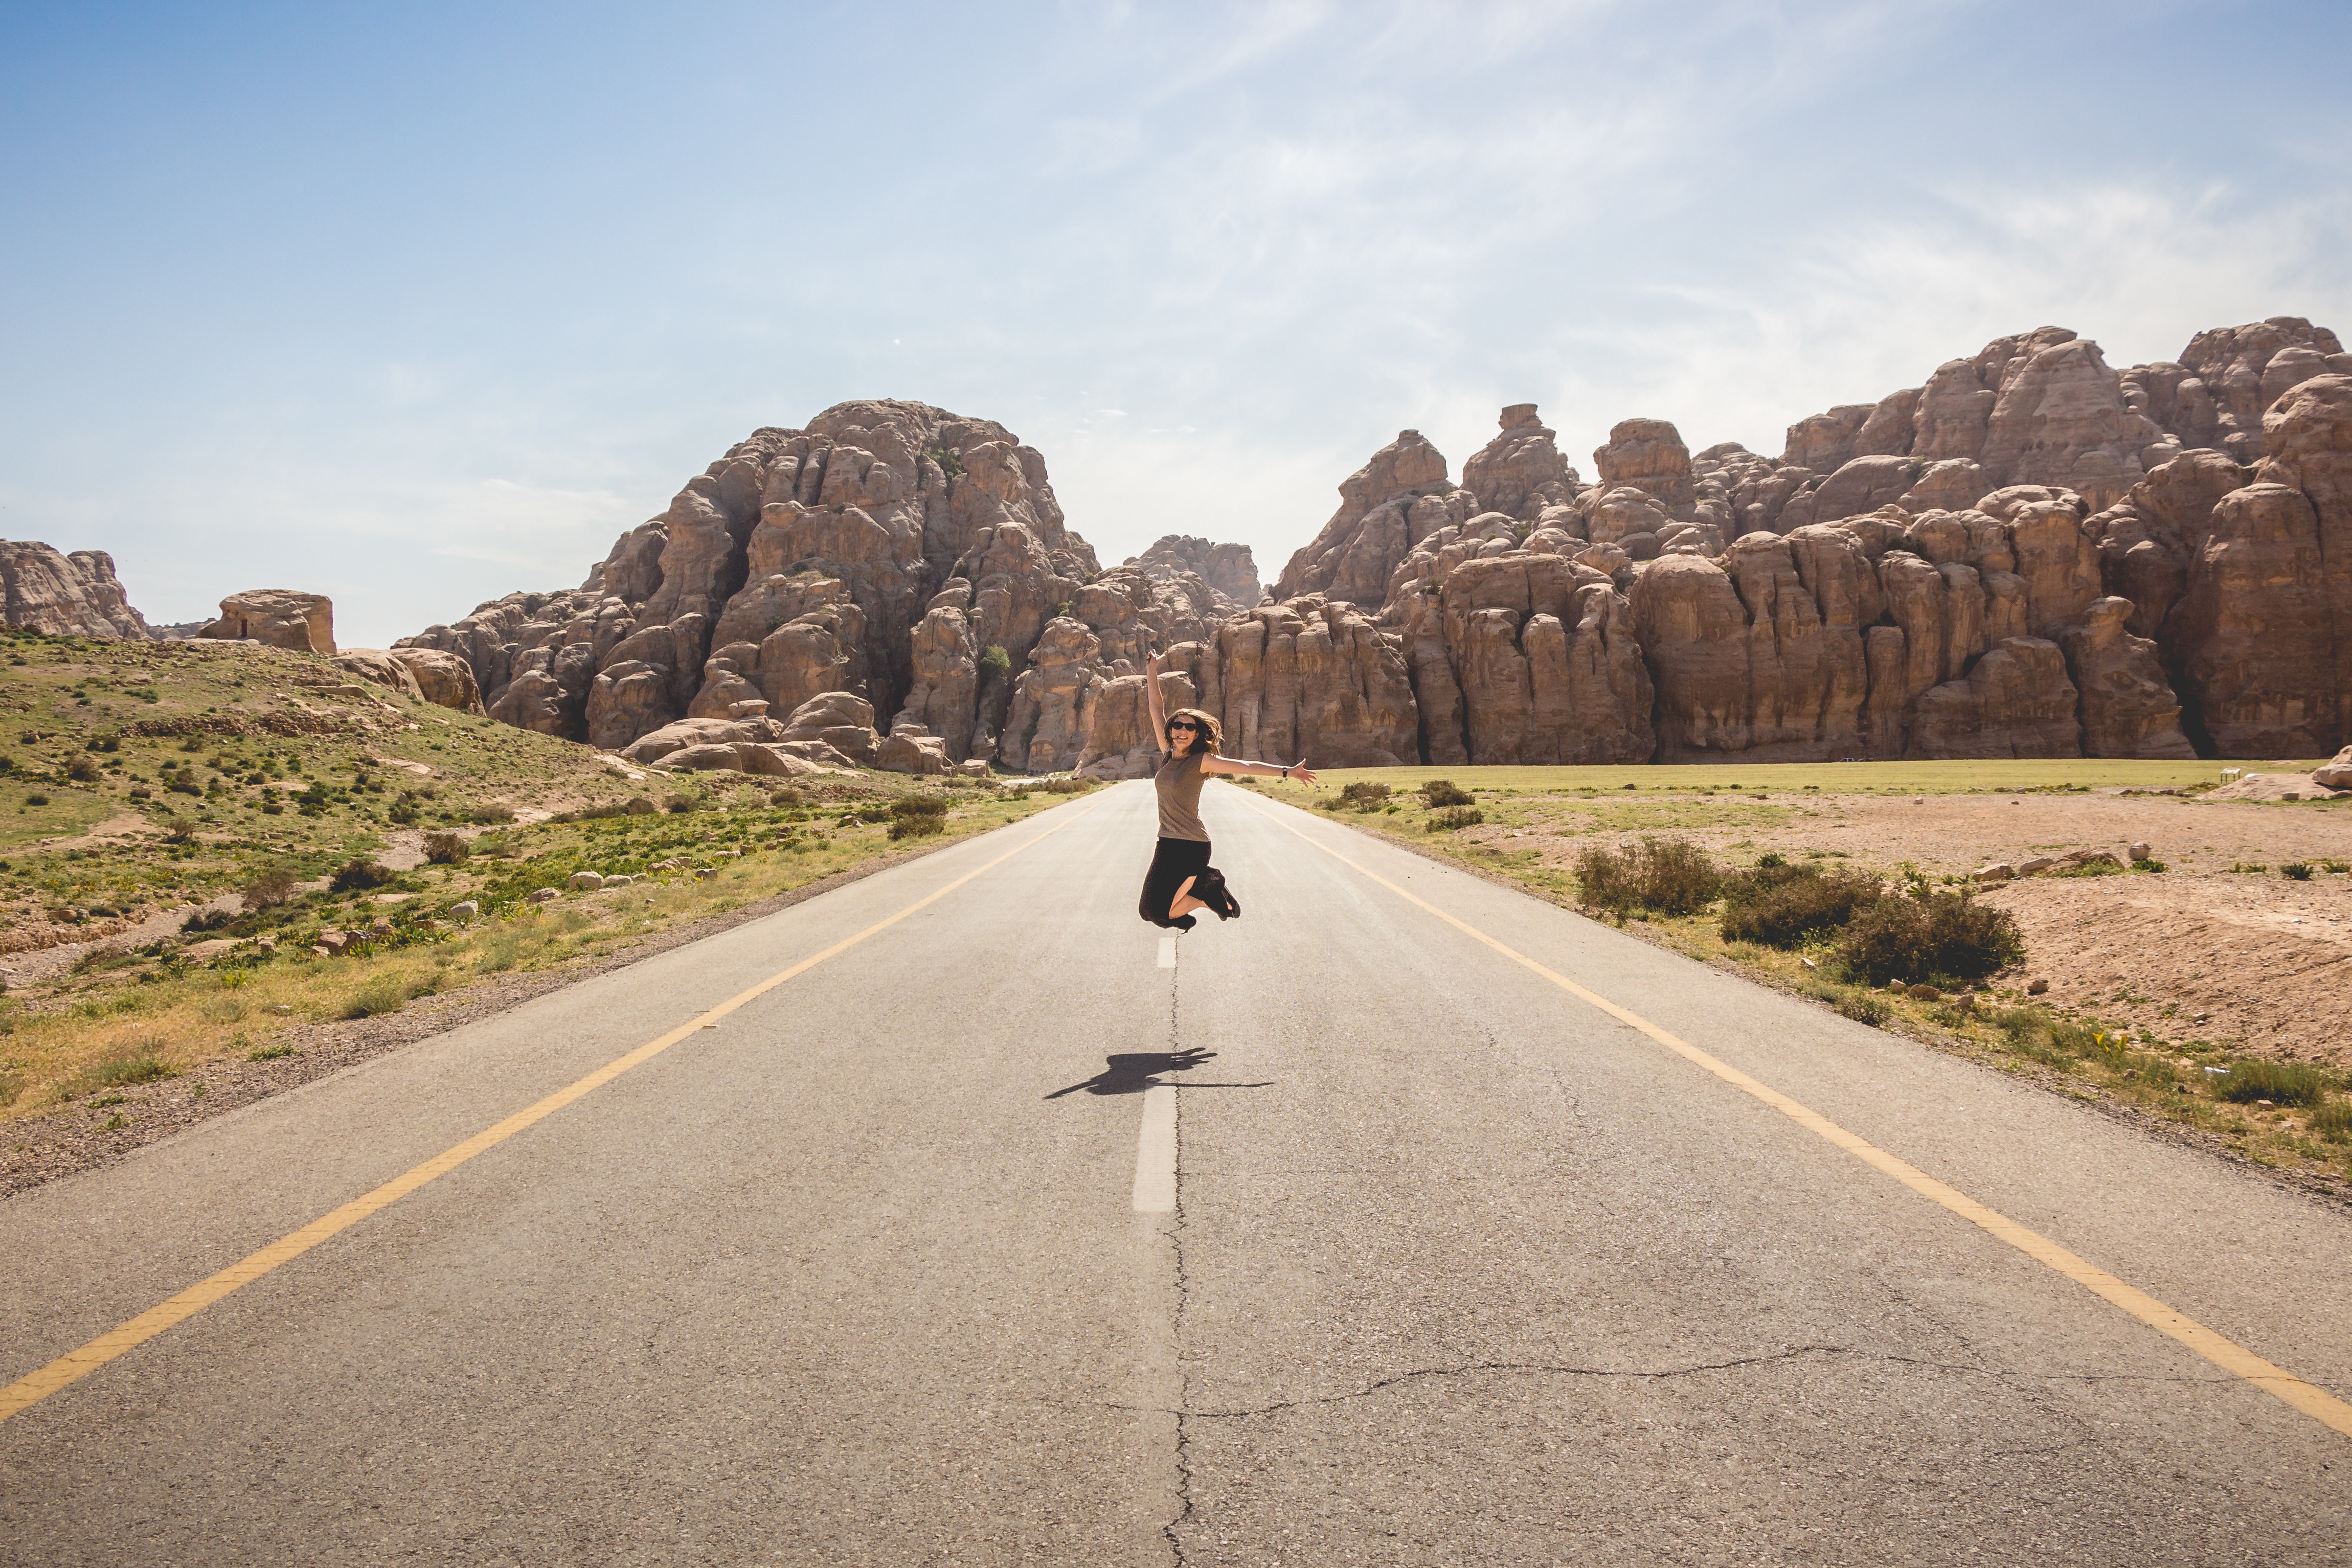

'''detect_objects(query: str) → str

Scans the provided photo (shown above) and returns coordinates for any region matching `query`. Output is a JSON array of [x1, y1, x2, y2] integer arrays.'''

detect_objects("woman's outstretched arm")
[[1200, 753, 1318, 786], [1144, 647, 1170, 750]]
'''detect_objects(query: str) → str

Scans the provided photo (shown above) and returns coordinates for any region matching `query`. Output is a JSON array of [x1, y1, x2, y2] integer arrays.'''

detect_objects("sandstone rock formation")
[[1128, 535, 1261, 606], [0, 542, 152, 639], [387, 647, 487, 715], [330, 649, 425, 702], [203, 590, 335, 654], [408, 316, 2350, 775]]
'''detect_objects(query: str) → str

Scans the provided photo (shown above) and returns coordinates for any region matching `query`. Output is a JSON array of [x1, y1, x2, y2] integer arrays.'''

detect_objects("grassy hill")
[[0, 625, 1088, 1126]]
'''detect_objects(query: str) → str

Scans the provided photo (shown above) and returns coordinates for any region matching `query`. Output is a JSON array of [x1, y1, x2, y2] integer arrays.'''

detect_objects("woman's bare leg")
[[1169, 876, 1207, 920]]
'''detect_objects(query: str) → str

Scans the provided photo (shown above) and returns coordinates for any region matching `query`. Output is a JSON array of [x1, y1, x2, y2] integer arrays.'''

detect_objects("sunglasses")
[[1167, 721, 1199, 732]]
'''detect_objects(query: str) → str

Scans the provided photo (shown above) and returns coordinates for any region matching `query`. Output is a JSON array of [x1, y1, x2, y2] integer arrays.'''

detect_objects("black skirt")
[[1139, 837, 1213, 927]]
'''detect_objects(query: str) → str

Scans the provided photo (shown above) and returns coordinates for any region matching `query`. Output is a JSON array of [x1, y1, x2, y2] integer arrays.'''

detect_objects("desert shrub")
[[979, 644, 1011, 677], [342, 974, 413, 1019], [2131, 857, 2166, 873], [67, 1049, 175, 1096], [1333, 781, 1391, 812], [1419, 779, 1475, 808], [1835, 889, 2024, 986], [329, 857, 397, 893], [1717, 862, 1882, 948], [1575, 836, 1720, 917], [2312, 1101, 2352, 1142], [888, 814, 946, 840], [2281, 861, 2314, 881], [665, 794, 702, 814], [183, 907, 233, 934], [1033, 777, 1089, 794], [66, 754, 101, 782], [1426, 806, 1484, 832], [22, 792, 49, 806], [768, 787, 808, 808], [468, 805, 516, 825], [422, 831, 470, 865], [2215, 1059, 2327, 1107], [1834, 990, 1891, 1027], [241, 867, 299, 910], [892, 795, 950, 820], [388, 795, 421, 825]]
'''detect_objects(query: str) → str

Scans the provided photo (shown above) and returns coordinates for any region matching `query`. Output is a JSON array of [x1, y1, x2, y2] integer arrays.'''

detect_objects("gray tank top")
[[1154, 747, 1210, 842]]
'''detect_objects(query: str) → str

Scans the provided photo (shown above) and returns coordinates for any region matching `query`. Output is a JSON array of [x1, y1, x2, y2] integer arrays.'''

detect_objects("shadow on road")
[[1043, 1047, 1272, 1100]]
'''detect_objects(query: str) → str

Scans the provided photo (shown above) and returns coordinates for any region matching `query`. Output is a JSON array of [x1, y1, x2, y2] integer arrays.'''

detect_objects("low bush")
[[2313, 1101, 2352, 1142], [1333, 781, 1392, 812], [1575, 836, 1720, 917], [2215, 1059, 2328, 1107], [422, 831, 470, 865], [241, 867, 298, 910], [66, 1049, 175, 1097], [1717, 861, 1882, 948], [1834, 990, 1891, 1027], [768, 787, 809, 808], [2281, 861, 2314, 881], [342, 975, 413, 1019], [664, 794, 702, 814], [468, 805, 516, 825], [1419, 779, 1475, 808], [329, 857, 397, 893], [1835, 888, 2024, 986], [66, 755, 101, 782], [888, 814, 946, 840], [1426, 806, 1484, 832], [1032, 777, 1089, 794], [891, 795, 951, 820]]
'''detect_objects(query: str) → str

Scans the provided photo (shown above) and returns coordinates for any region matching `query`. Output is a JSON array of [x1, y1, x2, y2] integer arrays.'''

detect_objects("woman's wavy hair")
[[1164, 707, 1223, 757]]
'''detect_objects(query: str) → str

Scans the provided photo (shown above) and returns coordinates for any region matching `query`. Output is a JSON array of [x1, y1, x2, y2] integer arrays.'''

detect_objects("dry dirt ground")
[[1479, 789, 2352, 1068]]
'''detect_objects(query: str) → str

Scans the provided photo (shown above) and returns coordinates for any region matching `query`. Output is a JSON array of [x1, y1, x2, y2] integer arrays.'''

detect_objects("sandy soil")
[[1500, 789, 2352, 1069]]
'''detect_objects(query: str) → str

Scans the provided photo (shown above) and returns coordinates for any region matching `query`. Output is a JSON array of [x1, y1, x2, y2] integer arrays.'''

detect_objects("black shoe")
[[1171, 915, 1197, 931], [1196, 869, 1240, 921]]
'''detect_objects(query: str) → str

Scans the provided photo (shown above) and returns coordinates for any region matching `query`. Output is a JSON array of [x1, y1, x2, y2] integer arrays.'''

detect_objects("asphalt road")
[[4, 780, 2350, 1565]]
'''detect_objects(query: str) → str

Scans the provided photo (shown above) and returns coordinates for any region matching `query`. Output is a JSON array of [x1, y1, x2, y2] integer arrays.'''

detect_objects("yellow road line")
[[1, 802, 1095, 1425], [1245, 796, 2352, 1442]]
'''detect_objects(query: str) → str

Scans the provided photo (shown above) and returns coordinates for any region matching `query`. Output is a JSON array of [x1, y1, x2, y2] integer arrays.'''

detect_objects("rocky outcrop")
[[331, 650, 425, 702], [403, 400, 1093, 764], [1127, 536, 1261, 607], [1908, 638, 2082, 758], [387, 648, 486, 715], [0, 542, 152, 639], [1463, 405, 1580, 521], [406, 315, 2351, 772], [203, 590, 335, 654], [2174, 317, 2350, 462], [2055, 599, 2194, 758], [1274, 429, 1466, 606]]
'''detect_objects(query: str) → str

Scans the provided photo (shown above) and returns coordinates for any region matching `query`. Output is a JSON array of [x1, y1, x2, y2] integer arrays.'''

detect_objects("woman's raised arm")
[[1199, 753, 1317, 787], [1144, 647, 1170, 748]]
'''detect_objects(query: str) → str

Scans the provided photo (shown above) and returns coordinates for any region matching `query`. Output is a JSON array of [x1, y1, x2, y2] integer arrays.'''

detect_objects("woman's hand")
[[1288, 763, 1319, 786], [1146, 648, 1166, 675]]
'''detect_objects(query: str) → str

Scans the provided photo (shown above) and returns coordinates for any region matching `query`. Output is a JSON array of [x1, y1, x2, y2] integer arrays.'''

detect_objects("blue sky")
[[4, 1, 2348, 648]]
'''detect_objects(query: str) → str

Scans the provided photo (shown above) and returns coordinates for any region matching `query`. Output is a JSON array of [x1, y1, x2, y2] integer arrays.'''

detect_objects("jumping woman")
[[1139, 648, 1319, 930]]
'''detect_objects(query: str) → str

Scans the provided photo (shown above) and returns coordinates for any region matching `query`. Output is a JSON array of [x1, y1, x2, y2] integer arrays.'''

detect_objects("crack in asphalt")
[[1176, 1345, 1853, 1419], [1161, 947, 1196, 1568], [1105, 1344, 2238, 1426]]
